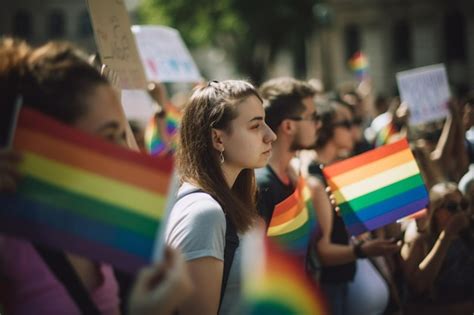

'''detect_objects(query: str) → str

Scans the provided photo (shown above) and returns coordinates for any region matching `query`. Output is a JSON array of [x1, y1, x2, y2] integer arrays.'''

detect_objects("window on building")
[[444, 10, 466, 62], [344, 24, 361, 61], [392, 19, 412, 64], [78, 10, 93, 37], [48, 10, 66, 38], [12, 10, 32, 39]]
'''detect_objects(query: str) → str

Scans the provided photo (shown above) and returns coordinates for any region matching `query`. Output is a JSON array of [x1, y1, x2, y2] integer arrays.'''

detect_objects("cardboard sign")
[[132, 25, 202, 82], [86, 0, 147, 89], [396, 64, 451, 125], [121, 90, 156, 122]]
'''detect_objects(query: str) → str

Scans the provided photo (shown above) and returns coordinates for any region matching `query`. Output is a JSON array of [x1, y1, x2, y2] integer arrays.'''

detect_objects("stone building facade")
[[307, 0, 474, 96], [0, 0, 96, 51]]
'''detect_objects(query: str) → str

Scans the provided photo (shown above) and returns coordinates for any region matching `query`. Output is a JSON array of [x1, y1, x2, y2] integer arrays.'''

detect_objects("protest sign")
[[396, 64, 451, 125], [121, 90, 156, 122], [132, 25, 202, 82], [86, 0, 148, 89]]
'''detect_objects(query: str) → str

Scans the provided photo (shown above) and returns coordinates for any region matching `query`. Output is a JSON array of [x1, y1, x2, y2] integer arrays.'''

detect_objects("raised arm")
[[431, 101, 469, 181], [401, 212, 469, 294]]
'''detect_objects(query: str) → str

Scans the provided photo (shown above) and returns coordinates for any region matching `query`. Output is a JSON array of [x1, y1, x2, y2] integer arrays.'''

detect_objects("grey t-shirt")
[[165, 182, 242, 315]]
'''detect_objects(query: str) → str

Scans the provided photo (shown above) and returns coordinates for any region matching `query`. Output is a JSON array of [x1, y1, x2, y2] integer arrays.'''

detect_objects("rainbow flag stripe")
[[244, 237, 328, 315], [145, 103, 181, 156], [267, 177, 319, 260], [322, 138, 428, 236], [0, 108, 173, 272]]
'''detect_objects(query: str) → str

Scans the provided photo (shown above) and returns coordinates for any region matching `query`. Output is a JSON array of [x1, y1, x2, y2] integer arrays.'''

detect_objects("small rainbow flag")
[[145, 102, 181, 156], [348, 51, 369, 80], [322, 138, 428, 236], [374, 122, 398, 147], [267, 177, 320, 262], [0, 108, 174, 272], [242, 229, 328, 315]]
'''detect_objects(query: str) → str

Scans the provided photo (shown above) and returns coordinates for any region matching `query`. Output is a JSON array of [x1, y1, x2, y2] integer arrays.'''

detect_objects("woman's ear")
[[211, 128, 225, 152]]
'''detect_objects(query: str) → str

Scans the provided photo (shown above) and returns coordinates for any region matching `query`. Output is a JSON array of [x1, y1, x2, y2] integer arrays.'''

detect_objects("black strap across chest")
[[34, 244, 101, 315]]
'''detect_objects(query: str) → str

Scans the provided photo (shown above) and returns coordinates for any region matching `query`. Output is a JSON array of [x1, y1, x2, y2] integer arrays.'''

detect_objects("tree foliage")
[[138, 0, 318, 83]]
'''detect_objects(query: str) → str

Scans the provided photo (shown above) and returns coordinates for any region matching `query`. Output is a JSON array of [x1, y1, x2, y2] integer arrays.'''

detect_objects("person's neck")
[[316, 143, 338, 165], [267, 139, 296, 185], [220, 164, 242, 188]]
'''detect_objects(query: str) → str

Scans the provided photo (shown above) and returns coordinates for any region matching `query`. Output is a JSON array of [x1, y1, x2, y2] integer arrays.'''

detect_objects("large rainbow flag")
[[322, 138, 428, 236], [267, 177, 320, 261], [0, 108, 174, 272], [145, 102, 181, 156], [242, 228, 328, 315]]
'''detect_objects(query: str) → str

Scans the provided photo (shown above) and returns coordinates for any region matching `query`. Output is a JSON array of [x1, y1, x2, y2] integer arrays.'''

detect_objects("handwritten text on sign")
[[132, 25, 202, 83], [86, 0, 147, 89], [396, 64, 450, 125]]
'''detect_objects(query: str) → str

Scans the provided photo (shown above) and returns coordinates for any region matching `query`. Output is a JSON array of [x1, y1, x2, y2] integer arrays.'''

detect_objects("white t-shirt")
[[165, 182, 242, 315], [346, 258, 390, 315]]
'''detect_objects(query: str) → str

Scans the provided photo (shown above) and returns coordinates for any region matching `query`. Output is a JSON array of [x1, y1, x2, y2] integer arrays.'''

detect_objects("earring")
[[219, 150, 225, 164]]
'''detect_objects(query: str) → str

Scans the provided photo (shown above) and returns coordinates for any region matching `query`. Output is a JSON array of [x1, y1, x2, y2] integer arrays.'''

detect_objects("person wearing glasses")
[[307, 100, 400, 315], [255, 77, 322, 271], [255, 77, 330, 288], [401, 182, 474, 314]]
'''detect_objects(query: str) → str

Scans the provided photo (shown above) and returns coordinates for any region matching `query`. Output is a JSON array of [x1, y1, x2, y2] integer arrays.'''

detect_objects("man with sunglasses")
[[255, 77, 322, 277], [256, 77, 320, 226]]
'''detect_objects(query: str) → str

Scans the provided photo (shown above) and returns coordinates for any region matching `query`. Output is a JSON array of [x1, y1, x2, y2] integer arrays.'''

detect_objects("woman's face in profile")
[[217, 95, 276, 170]]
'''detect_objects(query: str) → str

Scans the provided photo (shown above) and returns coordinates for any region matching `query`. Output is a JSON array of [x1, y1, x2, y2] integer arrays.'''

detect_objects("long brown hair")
[[178, 80, 261, 233]]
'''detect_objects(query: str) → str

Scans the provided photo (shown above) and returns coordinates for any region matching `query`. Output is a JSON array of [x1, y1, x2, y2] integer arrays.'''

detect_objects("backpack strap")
[[218, 215, 239, 313], [176, 188, 239, 312], [33, 244, 101, 315], [113, 268, 134, 315]]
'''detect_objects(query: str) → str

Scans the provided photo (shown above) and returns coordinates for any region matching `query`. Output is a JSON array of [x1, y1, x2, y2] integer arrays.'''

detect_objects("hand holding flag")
[[322, 138, 429, 236]]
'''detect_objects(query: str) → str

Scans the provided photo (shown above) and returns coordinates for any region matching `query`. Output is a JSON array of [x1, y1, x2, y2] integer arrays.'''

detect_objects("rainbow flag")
[[322, 138, 428, 236], [243, 229, 328, 315], [374, 122, 398, 147], [145, 102, 181, 156], [0, 108, 174, 272], [267, 177, 320, 261], [348, 51, 369, 80]]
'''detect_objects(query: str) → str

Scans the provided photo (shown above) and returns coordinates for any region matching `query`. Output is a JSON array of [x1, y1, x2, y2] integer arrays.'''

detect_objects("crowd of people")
[[0, 35, 473, 315]]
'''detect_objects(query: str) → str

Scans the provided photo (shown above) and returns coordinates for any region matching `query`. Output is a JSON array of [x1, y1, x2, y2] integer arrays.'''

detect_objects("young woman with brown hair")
[[165, 80, 276, 315]]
